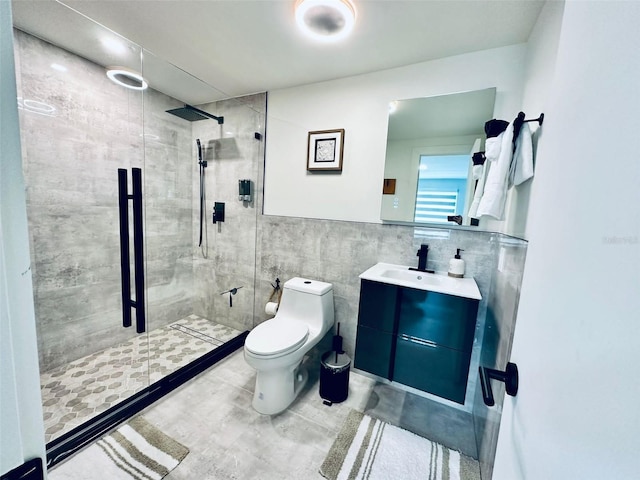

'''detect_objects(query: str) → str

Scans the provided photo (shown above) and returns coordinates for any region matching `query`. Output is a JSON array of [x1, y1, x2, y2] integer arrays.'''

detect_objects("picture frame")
[[306, 129, 345, 172]]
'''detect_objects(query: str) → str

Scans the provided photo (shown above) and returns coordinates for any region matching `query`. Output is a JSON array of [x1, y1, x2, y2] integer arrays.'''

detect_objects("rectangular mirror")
[[381, 88, 496, 227]]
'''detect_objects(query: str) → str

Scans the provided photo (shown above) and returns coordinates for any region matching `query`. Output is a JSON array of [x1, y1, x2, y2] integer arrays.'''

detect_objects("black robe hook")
[[513, 112, 545, 152], [479, 362, 519, 407], [524, 112, 545, 125]]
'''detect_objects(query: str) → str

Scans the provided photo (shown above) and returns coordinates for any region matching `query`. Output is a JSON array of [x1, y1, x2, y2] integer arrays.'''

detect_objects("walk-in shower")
[[12, 1, 264, 468]]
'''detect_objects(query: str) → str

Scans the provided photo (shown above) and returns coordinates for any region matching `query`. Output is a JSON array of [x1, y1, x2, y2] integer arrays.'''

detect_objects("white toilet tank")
[[276, 278, 334, 335]]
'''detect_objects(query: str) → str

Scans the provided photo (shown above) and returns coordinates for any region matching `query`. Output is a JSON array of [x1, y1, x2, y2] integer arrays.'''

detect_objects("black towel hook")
[[479, 362, 519, 407], [515, 111, 545, 126], [523, 112, 544, 125], [513, 112, 544, 152]]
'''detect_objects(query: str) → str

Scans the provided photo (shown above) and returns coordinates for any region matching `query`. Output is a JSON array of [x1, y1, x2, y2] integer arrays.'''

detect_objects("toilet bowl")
[[244, 277, 334, 414]]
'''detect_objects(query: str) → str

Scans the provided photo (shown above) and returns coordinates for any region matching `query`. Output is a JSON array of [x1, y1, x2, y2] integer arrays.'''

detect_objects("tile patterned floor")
[[122, 349, 378, 480], [40, 314, 241, 443], [47, 345, 480, 479]]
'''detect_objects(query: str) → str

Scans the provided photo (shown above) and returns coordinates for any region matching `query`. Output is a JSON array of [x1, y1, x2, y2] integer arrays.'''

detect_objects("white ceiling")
[[11, 0, 545, 104]]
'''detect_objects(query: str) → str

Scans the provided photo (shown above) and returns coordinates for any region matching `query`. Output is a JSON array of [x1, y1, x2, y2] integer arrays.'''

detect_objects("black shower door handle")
[[117, 168, 146, 334]]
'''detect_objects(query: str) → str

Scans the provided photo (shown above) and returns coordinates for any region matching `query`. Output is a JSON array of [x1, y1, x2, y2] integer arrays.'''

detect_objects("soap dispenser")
[[448, 249, 465, 278]]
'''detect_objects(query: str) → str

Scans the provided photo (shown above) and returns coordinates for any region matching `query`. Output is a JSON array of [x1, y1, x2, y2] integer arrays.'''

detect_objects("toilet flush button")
[[304, 281, 311, 284]]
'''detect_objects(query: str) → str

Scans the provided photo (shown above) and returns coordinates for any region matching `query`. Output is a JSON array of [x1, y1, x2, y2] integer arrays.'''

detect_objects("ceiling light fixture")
[[106, 67, 148, 91], [295, 0, 356, 43]]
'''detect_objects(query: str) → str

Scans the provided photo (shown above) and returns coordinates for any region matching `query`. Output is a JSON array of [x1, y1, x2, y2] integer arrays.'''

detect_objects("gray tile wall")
[[190, 93, 266, 333], [15, 31, 195, 371], [254, 216, 501, 362], [472, 235, 527, 478], [253, 213, 527, 463], [15, 29, 266, 373], [143, 86, 195, 333]]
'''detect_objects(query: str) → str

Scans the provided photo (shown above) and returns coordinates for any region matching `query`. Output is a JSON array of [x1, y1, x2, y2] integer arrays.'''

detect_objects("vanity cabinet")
[[353, 280, 398, 379], [354, 279, 479, 404]]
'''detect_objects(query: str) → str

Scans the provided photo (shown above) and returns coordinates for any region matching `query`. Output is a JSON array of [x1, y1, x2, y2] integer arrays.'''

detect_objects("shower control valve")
[[212, 202, 225, 223]]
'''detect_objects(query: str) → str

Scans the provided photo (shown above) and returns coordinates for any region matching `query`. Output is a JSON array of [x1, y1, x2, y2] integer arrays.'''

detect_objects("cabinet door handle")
[[400, 334, 437, 348]]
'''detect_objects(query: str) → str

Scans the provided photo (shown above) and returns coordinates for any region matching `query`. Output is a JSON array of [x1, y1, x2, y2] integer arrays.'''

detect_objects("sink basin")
[[359, 262, 482, 300], [379, 268, 444, 287]]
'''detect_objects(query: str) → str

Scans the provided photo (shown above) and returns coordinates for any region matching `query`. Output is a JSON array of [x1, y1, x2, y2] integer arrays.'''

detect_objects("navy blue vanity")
[[354, 263, 481, 404]]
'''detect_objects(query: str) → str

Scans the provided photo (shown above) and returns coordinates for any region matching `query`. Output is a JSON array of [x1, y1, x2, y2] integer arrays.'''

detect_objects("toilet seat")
[[245, 318, 309, 357]]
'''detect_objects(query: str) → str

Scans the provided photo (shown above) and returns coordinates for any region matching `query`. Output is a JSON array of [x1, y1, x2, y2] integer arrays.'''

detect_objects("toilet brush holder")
[[320, 323, 350, 405], [332, 322, 344, 353]]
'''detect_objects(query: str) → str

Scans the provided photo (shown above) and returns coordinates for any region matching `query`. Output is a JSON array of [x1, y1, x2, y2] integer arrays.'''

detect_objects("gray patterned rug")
[[320, 410, 480, 480]]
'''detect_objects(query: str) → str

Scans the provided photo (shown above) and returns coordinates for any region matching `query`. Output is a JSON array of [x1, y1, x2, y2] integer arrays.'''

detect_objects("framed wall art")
[[306, 129, 345, 172]]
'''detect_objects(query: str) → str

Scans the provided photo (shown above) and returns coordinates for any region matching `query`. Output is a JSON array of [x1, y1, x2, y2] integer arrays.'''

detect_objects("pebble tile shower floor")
[[40, 314, 241, 443]]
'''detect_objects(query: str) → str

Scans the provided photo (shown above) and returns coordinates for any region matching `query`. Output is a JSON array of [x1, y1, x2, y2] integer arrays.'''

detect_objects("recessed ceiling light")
[[50, 63, 67, 72], [106, 67, 148, 91], [295, 0, 356, 43]]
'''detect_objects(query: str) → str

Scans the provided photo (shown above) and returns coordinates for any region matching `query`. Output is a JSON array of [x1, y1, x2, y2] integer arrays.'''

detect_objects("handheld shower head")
[[197, 138, 207, 248], [196, 139, 203, 163]]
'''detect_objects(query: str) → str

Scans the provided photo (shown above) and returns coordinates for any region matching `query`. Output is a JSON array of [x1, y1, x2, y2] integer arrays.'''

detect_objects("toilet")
[[244, 277, 334, 415]]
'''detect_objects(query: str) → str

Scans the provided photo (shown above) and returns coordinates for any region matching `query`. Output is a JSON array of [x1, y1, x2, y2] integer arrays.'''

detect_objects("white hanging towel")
[[467, 161, 488, 219], [509, 123, 534, 187], [472, 164, 483, 180], [484, 134, 503, 163], [466, 142, 484, 219], [476, 123, 514, 220]]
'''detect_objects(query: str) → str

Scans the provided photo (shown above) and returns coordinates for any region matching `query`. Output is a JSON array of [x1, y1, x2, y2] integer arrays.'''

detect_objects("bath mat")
[[49, 416, 189, 480], [320, 410, 479, 480]]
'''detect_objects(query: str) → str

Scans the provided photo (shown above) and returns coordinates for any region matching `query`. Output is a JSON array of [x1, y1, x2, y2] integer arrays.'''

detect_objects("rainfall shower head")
[[166, 104, 224, 124]]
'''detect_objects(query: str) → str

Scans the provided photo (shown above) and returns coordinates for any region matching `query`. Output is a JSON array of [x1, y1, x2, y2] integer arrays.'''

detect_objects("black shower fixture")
[[197, 139, 206, 248], [166, 104, 224, 124]]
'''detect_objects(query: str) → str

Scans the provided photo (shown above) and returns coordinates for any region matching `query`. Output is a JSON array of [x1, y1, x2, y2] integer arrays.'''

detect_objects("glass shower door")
[[11, 12, 152, 445], [140, 49, 262, 384]]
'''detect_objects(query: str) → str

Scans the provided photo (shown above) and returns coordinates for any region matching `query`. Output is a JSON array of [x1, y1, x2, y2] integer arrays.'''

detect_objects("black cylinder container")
[[319, 351, 351, 403]]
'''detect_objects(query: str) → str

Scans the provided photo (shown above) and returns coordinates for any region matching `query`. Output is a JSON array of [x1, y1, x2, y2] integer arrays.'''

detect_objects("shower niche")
[[12, 3, 265, 467]]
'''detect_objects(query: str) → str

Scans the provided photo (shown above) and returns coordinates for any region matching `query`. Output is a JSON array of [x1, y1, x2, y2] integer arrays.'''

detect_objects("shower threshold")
[[40, 314, 247, 468]]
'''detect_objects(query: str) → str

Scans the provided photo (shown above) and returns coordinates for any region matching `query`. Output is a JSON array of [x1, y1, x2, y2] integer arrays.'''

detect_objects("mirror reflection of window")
[[415, 154, 469, 223]]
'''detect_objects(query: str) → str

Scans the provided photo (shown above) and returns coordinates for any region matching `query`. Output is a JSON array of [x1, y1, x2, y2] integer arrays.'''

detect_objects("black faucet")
[[409, 244, 434, 273]]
